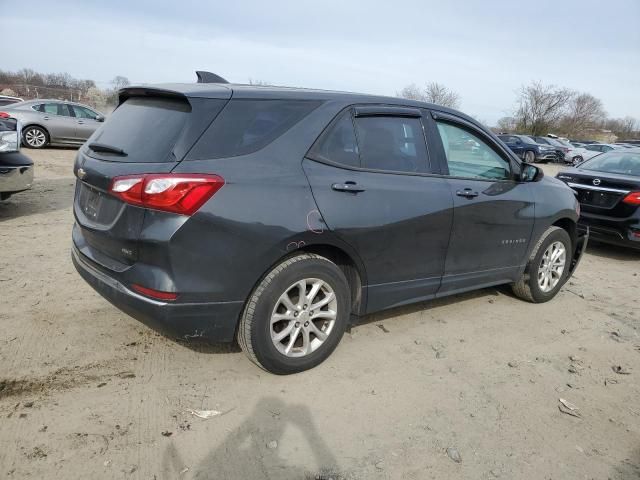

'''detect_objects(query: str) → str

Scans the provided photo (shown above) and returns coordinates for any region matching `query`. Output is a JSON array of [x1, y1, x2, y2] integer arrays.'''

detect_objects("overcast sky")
[[2, 0, 639, 124]]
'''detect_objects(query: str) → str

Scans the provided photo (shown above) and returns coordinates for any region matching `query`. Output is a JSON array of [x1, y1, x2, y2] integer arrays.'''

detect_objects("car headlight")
[[0, 130, 19, 152]]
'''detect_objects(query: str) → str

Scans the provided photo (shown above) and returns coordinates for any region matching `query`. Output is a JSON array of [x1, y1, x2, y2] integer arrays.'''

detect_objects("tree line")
[[0, 68, 130, 112], [397, 80, 639, 141]]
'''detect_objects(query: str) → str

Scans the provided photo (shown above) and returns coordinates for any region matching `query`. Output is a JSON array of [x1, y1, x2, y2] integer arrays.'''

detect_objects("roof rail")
[[195, 71, 229, 84]]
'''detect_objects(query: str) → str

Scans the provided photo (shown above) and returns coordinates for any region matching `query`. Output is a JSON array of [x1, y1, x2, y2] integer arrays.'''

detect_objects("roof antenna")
[[195, 71, 229, 84]]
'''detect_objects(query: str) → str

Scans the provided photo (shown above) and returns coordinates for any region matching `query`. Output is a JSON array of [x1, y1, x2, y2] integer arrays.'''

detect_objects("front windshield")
[[580, 151, 640, 176]]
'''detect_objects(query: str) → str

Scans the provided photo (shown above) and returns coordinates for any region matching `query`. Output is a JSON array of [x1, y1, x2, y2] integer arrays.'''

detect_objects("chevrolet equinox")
[[72, 72, 588, 374]]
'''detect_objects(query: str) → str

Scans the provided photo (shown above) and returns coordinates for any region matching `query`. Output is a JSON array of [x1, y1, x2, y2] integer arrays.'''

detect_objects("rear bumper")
[[72, 246, 243, 342], [0, 154, 33, 196], [578, 215, 640, 250]]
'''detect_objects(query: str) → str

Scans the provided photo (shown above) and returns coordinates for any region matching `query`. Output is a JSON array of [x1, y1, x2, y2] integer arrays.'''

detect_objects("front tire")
[[512, 226, 571, 303], [238, 253, 350, 374], [22, 126, 49, 149]]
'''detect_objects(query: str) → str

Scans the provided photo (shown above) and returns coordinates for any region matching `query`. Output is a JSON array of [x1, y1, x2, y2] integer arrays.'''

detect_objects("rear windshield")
[[580, 152, 640, 176], [86, 97, 190, 162], [187, 99, 321, 160]]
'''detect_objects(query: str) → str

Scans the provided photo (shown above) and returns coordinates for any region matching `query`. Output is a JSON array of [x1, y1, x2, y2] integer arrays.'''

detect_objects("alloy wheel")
[[25, 129, 46, 148], [537, 241, 566, 293], [270, 278, 337, 357]]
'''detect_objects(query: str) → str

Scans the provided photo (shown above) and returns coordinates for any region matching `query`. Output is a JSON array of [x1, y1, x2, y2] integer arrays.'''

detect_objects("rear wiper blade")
[[88, 142, 127, 156]]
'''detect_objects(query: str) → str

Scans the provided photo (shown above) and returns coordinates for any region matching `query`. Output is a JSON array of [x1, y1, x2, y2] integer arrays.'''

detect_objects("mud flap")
[[569, 226, 589, 276]]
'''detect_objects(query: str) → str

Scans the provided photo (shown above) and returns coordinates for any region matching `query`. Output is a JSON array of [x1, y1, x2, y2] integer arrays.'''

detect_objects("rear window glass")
[[581, 152, 640, 176], [86, 97, 190, 162], [188, 99, 321, 160]]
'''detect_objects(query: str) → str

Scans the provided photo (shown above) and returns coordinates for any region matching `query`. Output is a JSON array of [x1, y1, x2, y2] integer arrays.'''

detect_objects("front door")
[[71, 105, 101, 142], [428, 114, 535, 294], [303, 107, 453, 313]]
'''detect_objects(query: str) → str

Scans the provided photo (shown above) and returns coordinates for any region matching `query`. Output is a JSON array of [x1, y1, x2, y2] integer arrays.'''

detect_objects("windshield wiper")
[[88, 142, 127, 156]]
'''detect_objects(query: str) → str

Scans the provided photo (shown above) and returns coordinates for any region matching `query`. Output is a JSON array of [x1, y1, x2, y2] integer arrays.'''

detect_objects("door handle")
[[43, 116, 49, 120], [77, 120, 84, 124], [456, 188, 479, 198], [331, 181, 365, 193]]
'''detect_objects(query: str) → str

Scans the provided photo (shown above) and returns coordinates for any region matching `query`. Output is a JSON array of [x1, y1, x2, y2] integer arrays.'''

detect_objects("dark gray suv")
[[72, 74, 587, 374]]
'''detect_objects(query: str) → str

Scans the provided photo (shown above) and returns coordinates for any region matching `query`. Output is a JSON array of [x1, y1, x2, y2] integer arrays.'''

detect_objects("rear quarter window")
[[187, 99, 321, 160]]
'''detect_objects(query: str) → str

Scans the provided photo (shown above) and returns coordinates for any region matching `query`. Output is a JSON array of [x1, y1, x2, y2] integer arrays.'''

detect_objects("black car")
[[528, 136, 567, 162], [0, 115, 34, 200], [72, 73, 587, 374], [497, 134, 557, 163], [557, 150, 640, 249]]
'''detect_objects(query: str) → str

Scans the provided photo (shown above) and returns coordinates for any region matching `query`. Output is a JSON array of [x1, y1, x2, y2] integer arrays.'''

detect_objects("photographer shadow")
[[163, 396, 341, 480]]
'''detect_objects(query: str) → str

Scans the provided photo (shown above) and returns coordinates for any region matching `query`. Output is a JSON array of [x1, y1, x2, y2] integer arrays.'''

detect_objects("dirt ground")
[[1, 148, 639, 480]]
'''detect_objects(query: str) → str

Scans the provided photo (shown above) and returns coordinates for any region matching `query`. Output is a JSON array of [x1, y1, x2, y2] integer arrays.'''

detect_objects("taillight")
[[622, 191, 640, 206], [131, 284, 178, 301], [109, 174, 225, 215], [0, 112, 10, 118]]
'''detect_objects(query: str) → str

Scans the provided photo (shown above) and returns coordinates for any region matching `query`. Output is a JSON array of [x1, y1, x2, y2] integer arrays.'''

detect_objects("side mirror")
[[95, 115, 105, 122], [521, 163, 543, 182]]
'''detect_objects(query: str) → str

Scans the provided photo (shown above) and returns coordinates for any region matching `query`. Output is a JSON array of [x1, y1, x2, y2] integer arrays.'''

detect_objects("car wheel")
[[572, 156, 583, 165], [524, 150, 535, 163], [512, 226, 571, 303], [22, 126, 49, 149], [238, 253, 350, 374]]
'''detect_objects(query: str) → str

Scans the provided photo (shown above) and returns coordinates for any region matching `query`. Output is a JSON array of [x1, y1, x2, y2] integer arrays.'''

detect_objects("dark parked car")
[[557, 151, 640, 249], [497, 134, 557, 163], [0, 114, 34, 200], [528, 136, 568, 162], [72, 73, 587, 374]]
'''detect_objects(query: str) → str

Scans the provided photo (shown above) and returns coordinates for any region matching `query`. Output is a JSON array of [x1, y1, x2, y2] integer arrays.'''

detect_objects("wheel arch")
[[295, 243, 365, 317], [552, 217, 577, 251]]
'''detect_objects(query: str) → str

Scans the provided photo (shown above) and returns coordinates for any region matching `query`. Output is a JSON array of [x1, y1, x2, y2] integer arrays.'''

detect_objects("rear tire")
[[22, 126, 49, 149], [512, 226, 571, 303], [238, 253, 350, 374], [524, 150, 535, 163]]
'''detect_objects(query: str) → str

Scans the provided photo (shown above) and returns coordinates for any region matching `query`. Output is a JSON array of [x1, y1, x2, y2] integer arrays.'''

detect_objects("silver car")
[[0, 99, 105, 149]]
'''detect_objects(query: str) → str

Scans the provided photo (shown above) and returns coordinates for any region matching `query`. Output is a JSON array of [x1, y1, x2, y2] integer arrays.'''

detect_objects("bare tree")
[[496, 116, 517, 133], [110, 75, 130, 90], [397, 82, 460, 109], [560, 93, 605, 137], [514, 81, 574, 136], [248, 78, 272, 86]]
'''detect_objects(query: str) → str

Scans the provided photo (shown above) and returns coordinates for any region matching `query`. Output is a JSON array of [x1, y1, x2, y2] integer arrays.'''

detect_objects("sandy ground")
[[1, 148, 639, 480]]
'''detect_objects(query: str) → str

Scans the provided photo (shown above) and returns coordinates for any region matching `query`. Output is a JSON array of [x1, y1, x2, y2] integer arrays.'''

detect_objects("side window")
[[436, 121, 511, 180], [188, 99, 321, 160], [72, 105, 97, 119], [354, 116, 428, 173], [308, 111, 359, 167], [43, 103, 59, 115], [57, 104, 74, 117]]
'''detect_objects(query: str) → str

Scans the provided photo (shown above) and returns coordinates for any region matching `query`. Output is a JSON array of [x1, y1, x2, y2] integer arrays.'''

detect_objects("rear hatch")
[[560, 169, 640, 217], [73, 86, 230, 270]]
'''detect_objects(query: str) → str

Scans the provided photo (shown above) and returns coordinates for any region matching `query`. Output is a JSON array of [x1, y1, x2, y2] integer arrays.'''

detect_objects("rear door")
[[36, 103, 77, 143], [303, 106, 453, 312], [427, 112, 535, 294], [71, 105, 102, 142], [499, 135, 525, 158]]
